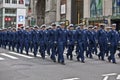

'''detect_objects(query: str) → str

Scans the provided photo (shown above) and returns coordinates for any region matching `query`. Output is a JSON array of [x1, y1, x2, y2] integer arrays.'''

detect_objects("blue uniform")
[[108, 30, 119, 63], [16, 30, 21, 53], [86, 30, 96, 58], [11, 31, 16, 51], [57, 28, 67, 63], [92, 30, 98, 55], [19, 29, 25, 54], [75, 29, 85, 62], [44, 29, 51, 56], [67, 29, 76, 60], [97, 29, 108, 60], [49, 29, 58, 62], [32, 29, 39, 57], [24, 30, 31, 55], [38, 30, 46, 59]]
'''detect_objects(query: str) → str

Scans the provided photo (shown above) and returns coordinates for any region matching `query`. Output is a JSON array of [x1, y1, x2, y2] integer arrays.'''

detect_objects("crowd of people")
[[0, 22, 120, 65]]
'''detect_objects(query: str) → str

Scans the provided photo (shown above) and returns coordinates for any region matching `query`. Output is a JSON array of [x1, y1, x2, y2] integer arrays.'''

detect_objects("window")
[[5, 0, 10, 3], [19, 0, 24, 4], [90, 0, 103, 17], [5, 8, 16, 14], [12, 0, 17, 4], [113, 0, 120, 16]]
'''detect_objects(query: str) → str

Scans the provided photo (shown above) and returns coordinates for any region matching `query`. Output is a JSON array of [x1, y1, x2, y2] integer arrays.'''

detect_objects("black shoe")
[[113, 62, 117, 64], [61, 62, 65, 65], [58, 61, 60, 63], [108, 58, 111, 62], [66, 54, 69, 59], [118, 54, 120, 58], [77, 58, 80, 61], [98, 55, 100, 60], [70, 58, 73, 60], [81, 61, 85, 63]]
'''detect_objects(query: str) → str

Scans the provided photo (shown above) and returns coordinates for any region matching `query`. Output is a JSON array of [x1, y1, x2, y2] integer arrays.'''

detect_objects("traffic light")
[[5, 17, 11, 21]]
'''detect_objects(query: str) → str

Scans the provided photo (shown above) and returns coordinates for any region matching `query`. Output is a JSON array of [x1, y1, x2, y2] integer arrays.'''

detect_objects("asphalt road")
[[0, 48, 120, 80]]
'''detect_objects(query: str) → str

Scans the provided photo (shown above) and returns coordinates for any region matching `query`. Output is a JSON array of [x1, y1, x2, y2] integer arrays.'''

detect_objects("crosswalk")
[[0, 51, 36, 61]]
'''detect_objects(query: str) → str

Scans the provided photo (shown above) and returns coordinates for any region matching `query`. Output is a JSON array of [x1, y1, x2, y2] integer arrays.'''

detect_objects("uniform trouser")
[[8, 41, 12, 50], [76, 44, 79, 55], [30, 42, 33, 52], [86, 42, 93, 58], [0, 40, 1, 47], [46, 42, 51, 55], [98, 43, 106, 60], [83, 42, 88, 52], [58, 42, 65, 63], [92, 43, 97, 55], [39, 43, 46, 58], [51, 43, 57, 61], [12, 41, 16, 51], [25, 41, 30, 54], [77, 42, 84, 61], [67, 44, 74, 59], [33, 42, 38, 56], [20, 41, 24, 53], [105, 44, 110, 56], [4, 40, 7, 49], [17, 41, 21, 53], [108, 44, 117, 63]]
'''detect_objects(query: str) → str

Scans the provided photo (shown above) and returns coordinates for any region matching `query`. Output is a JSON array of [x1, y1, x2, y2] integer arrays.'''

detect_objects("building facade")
[[0, 0, 26, 29], [56, 0, 84, 25], [84, 0, 120, 30]]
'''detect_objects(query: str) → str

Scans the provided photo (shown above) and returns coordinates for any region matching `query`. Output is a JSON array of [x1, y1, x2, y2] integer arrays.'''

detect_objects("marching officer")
[[16, 28, 20, 53], [7, 27, 12, 50], [29, 27, 34, 52], [32, 26, 39, 57], [108, 24, 119, 63], [11, 28, 16, 51], [105, 27, 112, 56], [57, 22, 67, 65], [66, 24, 75, 60], [50, 23, 58, 62], [19, 26, 25, 54], [38, 24, 46, 59], [75, 26, 85, 63], [92, 26, 98, 55], [24, 27, 31, 55], [97, 24, 108, 60], [86, 25, 95, 58]]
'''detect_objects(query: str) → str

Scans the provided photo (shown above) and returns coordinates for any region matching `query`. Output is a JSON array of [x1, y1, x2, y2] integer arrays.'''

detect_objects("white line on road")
[[0, 57, 5, 60], [1, 53, 18, 59], [102, 73, 117, 76], [9, 52, 34, 59], [103, 76, 109, 80], [63, 78, 80, 80], [116, 75, 120, 79], [23, 51, 41, 57]]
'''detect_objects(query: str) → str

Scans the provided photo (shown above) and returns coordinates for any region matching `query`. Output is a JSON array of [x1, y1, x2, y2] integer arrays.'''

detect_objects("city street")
[[0, 48, 120, 80]]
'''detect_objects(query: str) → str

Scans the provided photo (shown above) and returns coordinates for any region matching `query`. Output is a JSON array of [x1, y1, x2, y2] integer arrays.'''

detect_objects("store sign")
[[19, 15, 24, 22], [61, 4, 66, 14]]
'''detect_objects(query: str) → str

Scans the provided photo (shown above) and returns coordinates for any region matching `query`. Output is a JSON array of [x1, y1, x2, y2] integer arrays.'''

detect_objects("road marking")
[[102, 73, 117, 76], [63, 78, 80, 80], [117, 75, 120, 79], [9, 52, 34, 59], [1, 53, 18, 59], [23, 51, 41, 57], [28, 52, 41, 57], [103, 76, 109, 80], [0, 57, 5, 60], [102, 73, 117, 80]]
